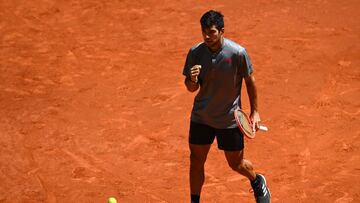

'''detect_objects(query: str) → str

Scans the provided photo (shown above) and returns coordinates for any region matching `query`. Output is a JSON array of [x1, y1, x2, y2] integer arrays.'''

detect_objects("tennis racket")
[[234, 108, 268, 139]]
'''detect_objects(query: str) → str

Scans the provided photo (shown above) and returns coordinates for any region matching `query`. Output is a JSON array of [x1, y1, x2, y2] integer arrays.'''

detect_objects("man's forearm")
[[245, 76, 258, 113]]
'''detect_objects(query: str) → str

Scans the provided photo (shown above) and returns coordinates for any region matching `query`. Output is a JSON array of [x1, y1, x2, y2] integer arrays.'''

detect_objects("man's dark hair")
[[200, 10, 224, 31]]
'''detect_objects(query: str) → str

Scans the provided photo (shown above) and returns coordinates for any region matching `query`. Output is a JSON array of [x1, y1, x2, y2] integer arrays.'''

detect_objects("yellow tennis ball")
[[108, 197, 117, 203]]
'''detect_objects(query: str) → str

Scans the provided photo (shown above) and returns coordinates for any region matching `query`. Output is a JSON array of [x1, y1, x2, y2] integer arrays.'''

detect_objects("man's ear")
[[220, 28, 225, 34]]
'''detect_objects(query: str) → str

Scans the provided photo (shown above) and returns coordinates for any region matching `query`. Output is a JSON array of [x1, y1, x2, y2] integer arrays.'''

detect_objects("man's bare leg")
[[224, 150, 256, 181], [189, 144, 211, 199]]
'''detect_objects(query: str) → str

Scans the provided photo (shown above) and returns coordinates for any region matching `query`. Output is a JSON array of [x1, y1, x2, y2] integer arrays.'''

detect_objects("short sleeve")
[[239, 48, 253, 77]]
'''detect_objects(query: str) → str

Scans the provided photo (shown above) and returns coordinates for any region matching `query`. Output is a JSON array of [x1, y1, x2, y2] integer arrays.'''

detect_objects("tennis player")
[[183, 10, 270, 203]]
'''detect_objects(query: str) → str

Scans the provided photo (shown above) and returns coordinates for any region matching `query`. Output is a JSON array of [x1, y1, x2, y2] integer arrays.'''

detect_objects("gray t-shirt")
[[183, 38, 253, 129]]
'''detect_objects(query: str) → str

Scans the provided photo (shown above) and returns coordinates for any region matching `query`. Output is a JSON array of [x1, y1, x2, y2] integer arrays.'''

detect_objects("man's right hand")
[[190, 65, 201, 83]]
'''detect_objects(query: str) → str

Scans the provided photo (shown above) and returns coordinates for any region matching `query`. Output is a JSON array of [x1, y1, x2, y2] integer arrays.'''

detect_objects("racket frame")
[[234, 108, 256, 139]]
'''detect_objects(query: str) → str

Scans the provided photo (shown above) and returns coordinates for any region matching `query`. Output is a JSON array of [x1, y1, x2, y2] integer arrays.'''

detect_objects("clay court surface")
[[1, 0, 359, 202]]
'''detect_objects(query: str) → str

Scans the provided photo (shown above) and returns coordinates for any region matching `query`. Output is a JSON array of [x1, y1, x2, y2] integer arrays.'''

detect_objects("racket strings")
[[234, 109, 255, 139], [236, 111, 253, 135]]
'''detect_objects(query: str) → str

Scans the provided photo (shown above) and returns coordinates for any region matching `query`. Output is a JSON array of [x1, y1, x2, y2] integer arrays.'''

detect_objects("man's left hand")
[[250, 110, 261, 132]]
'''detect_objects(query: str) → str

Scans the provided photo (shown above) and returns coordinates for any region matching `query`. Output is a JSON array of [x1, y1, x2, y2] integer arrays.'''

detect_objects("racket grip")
[[259, 125, 268, 132]]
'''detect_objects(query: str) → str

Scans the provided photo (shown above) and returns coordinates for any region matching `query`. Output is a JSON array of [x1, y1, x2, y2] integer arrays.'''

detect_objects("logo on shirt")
[[224, 57, 232, 65]]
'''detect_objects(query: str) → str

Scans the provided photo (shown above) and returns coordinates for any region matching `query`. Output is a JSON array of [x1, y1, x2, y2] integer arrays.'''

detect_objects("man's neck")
[[209, 37, 224, 53]]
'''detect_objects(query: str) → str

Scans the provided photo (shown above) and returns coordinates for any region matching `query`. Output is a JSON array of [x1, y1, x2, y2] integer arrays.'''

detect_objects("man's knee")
[[190, 152, 207, 169]]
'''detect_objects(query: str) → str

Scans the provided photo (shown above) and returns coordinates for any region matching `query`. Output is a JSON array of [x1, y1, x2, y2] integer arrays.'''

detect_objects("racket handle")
[[259, 125, 268, 132]]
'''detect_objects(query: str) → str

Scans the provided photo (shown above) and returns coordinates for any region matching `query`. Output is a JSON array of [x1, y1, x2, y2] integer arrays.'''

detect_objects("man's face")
[[202, 25, 224, 49]]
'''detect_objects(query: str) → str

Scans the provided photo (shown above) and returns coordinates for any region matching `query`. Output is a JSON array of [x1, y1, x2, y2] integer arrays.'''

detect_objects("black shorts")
[[189, 121, 244, 151]]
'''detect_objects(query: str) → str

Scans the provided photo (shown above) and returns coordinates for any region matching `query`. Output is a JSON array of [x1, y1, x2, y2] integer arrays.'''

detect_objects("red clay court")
[[0, 0, 359, 202]]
